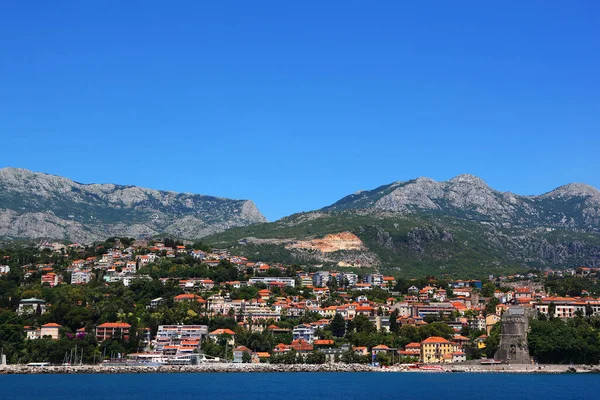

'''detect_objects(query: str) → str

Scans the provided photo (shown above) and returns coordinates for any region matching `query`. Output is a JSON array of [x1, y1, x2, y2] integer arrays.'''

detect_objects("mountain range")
[[0, 168, 266, 242], [2, 168, 600, 276], [204, 174, 600, 276]]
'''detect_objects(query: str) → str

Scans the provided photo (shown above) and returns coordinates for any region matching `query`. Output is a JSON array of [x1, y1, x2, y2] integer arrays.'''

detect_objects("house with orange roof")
[[355, 306, 375, 317], [41, 272, 62, 288], [290, 339, 314, 353], [314, 339, 335, 348], [267, 325, 291, 334], [514, 287, 533, 300], [95, 322, 131, 342], [475, 334, 488, 349], [209, 328, 236, 345], [351, 346, 368, 356], [383, 276, 396, 287], [174, 293, 205, 304], [399, 342, 421, 357], [24, 326, 40, 340], [354, 283, 372, 292], [372, 344, 391, 356], [257, 289, 272, 300], [273, 343, 291, 354], [40, 323, 62, 340], [233, 346, 251, 363], [312, 287, 330, 299], [420, 336, 453, 364], [252, 352, 270, 363], [404, 295, 418, 303]]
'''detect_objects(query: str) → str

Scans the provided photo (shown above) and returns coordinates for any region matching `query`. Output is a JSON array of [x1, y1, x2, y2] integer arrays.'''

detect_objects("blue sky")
[[1, 1, 599, 221]]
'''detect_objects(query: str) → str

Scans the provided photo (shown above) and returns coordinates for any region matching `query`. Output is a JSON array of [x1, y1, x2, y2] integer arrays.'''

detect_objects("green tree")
[[353, 314, 376, 334], [485, 297, 500, 315], [481, 282, 496, 297], [305, 351, 326, 364], [548, 302, 556, 319], [330, 313, 346, 338], [375, 352, 390, 366], [389, 309, 399, 334]]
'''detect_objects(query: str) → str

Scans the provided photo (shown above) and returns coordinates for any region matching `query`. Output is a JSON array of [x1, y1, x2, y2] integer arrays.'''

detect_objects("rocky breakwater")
[[0, 363, 380, 374]]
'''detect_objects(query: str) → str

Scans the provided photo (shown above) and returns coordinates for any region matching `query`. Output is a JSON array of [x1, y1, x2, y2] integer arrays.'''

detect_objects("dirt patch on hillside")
[[285, 232, 365, 253]]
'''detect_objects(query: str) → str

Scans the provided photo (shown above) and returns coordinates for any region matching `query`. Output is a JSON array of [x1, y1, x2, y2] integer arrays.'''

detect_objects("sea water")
[[0, 372, 598, 400]]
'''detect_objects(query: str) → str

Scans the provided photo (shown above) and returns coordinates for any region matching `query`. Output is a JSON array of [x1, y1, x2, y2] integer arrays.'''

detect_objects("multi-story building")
[[208, 328, 236, 346], [421, 336, 453, 364], [534, 297, 600, 318], [40, 323, 62, 340], [155, 325, 208, 351], [338, 273, 358, 287], [298, 275, 313, 287], [41, 273, 62, 288], [95, 322, 131, 342], [469, 316, 486, 332], [71, 270, 92, 285], [364, 273, 384, 287], [292, 324, 315, 344], [249, 277, 296, 287], [312, 271, 330, 288], [18, 298, 47, 315], [414, 302, 455, 318]]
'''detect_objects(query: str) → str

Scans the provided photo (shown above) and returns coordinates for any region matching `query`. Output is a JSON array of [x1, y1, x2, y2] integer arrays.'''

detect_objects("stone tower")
[[494, 306, 531, 364]]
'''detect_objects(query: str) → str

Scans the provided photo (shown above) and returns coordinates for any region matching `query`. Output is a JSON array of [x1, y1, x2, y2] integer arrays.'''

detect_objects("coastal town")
[[1, 237, 600, 371]]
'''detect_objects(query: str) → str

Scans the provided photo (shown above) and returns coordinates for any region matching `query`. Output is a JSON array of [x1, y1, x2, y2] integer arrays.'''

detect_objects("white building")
[[71, 270, 92, 285], [248, 277, 295, 287], [18, 298, 47, 315], [292, 324, 315, 344], [364, 273, 384, 287], [155, 325, 209, 350]]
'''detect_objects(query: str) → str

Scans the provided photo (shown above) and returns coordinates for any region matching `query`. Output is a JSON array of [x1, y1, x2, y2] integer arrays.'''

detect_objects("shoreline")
[[0, 363, 596, 375]]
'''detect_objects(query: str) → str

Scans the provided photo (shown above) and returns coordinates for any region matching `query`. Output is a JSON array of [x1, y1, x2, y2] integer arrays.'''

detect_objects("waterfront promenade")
[[0, 363, 595, 374]]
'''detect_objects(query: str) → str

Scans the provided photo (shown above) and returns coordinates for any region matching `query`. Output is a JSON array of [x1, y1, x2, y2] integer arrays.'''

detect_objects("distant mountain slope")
[[0, 168, 266, 242], [323, 174, 600, 232], [205, 175, 600, 277]]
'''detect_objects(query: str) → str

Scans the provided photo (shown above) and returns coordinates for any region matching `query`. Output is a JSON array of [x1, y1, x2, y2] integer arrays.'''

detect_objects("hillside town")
[[1, 237, 600, 368]]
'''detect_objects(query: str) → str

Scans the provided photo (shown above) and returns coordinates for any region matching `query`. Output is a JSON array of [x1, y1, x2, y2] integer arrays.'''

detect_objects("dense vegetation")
[[205, 211, 600, 278], [529, 315, 600, 364]]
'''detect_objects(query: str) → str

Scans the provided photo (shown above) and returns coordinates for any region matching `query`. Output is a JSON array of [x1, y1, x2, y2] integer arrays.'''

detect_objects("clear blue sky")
[[1, 1, 599, 221]]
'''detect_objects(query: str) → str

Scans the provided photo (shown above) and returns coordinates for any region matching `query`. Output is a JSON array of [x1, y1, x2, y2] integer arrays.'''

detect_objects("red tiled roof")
[[210, 328, 235, 336], [314, 339, 334, 345], [97, 322, 131, 328], [421, 336, 451, 344]]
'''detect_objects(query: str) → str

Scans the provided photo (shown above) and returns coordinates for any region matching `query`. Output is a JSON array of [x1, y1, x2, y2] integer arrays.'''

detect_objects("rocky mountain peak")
[[448, 174, 489, 188], [0, 168, 266, 242], [321, 174, 600, 232], [542, 183, 600, 199]]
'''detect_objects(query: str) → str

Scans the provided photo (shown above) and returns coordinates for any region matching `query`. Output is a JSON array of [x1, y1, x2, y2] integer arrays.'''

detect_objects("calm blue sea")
[[0, 372, 597, 400]]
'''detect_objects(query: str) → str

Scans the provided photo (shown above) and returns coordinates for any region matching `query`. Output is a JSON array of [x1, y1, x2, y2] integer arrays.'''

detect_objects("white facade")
[[292, 324, 315, 343], [248, 277, 296, 287]]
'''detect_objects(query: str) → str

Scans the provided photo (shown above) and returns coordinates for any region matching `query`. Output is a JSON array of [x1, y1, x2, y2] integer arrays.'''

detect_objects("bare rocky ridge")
[[324, 174, 600, 232], [0, 168, 266, 242]]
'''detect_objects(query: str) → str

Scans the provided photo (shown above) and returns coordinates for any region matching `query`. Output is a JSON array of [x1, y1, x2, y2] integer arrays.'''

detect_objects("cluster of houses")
[[12, 240, 600, 365]]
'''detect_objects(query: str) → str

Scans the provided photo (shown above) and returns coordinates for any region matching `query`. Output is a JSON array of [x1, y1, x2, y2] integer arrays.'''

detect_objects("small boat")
[[26, 362, 50, 367]]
